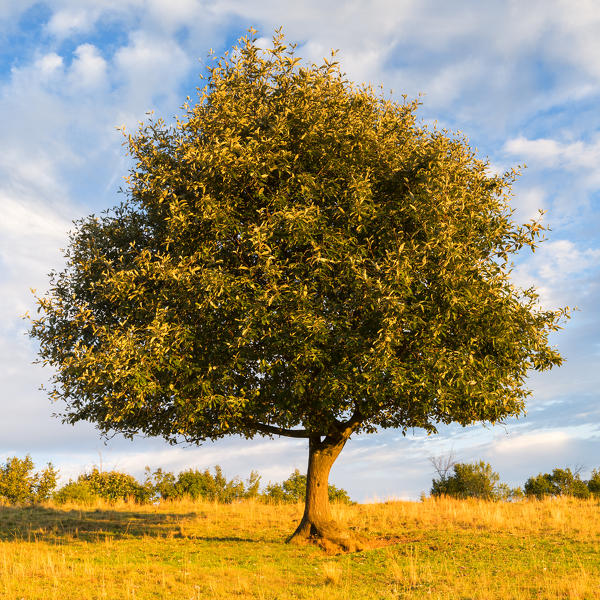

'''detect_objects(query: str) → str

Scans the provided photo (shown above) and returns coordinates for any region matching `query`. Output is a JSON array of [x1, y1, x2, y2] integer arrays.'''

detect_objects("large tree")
[[30, 30, 566, 551]]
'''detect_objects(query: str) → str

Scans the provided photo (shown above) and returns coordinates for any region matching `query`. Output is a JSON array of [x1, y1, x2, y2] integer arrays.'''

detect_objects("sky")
[[1, 0, 599, 501]]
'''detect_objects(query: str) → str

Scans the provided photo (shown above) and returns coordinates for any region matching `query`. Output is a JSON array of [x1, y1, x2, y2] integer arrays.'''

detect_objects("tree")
[[524, 468, 590, 499], [78, 467, 152, 502], [174, 465, 246, 502], [0, 456, 58, 504], [588, 469, 600, 497], [430, 460, 501, 500], [523, 473, 554, 499], [30, 29, 567, 550]]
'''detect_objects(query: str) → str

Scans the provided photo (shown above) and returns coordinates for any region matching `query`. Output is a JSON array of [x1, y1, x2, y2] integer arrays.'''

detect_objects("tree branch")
[[324, 408, 364, 445], [343, 407, 363, 431], [247, 421, 312, 438]]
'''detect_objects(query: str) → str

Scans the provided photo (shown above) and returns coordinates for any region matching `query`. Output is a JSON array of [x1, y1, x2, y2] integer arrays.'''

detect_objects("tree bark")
[[287, 433, 363, 552]]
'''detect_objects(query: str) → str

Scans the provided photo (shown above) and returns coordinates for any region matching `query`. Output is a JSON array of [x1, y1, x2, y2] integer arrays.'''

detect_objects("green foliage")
[[263, 469, 351, 503], [174, 466, 246, 503], [143, 467, 178, 500], [549, 468, 590, 499], [143, 465, 256, 502], [281, 469, 308, 502], [588, 469, 600, 497], [30, 30, 566, 450], [524, 468, 591, 499], [55, 464, 262, 505], [496, 483, 524, 501], [53, 479, 98, 505], [82, 468, 152, 502], [431, 461, 506, 500], [523, 473, 553, 499], [0, 456, 57, 504], [55, 468, 152, 504], [245, 470, 262, 499], [327, 482, 353, 504]]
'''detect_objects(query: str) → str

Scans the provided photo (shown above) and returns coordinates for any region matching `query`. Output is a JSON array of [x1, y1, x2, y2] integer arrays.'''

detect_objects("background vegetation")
[[429, 459, 599, 501], [1, 455, 599, 507], [0, 456, 352, 506]]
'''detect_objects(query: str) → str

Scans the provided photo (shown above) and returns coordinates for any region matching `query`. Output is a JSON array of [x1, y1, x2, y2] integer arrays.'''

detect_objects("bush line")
[[1, 455, 599, 505], [0, 456, 351, 505]]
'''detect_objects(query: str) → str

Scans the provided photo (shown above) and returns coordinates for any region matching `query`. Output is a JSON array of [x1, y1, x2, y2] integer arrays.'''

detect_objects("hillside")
[[1, 496, 598, 598]]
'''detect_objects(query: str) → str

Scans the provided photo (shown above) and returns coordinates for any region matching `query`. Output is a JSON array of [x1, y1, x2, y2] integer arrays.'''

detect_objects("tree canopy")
[[30, 29, 567, 549]]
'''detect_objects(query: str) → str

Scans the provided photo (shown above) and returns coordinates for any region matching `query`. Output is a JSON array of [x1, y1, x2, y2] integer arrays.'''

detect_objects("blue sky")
[[1, 0, 599, 501]]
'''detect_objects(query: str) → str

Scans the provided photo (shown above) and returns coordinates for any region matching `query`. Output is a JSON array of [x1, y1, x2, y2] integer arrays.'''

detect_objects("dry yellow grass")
[[0, 496, 598, 599]]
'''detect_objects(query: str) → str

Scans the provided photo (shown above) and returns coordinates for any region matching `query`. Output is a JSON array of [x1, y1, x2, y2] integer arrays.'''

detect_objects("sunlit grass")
[[0, 496, 598, 598]]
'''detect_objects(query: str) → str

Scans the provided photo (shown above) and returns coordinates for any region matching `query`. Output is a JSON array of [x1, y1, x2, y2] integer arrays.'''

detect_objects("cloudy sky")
[[1, 0, 599, 501]]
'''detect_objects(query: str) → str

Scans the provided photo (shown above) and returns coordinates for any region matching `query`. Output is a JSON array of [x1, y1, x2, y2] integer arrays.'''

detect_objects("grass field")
[[0, 496, 598, 599]]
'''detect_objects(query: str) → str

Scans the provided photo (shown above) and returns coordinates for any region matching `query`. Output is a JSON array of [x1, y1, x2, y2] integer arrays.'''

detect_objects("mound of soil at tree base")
[[294, 532, 420, 554]]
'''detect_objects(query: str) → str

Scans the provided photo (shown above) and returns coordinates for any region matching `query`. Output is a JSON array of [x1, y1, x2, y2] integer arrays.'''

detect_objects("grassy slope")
[[0, 496, 598, 599]]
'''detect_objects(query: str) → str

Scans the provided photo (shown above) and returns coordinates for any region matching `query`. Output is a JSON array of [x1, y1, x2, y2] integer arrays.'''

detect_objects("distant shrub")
[[523, 473, 553, 499], [143, 467, 178, 500], [55, 468, 151, 504], [264, 469, 306, 502], [588, 469, 600, 497], [262, 469, 352, 504], [83, 468, 152, 502], [174, 466, 245, 503], [550, 468, 590, 499], [494, 482, 524, 501], [8, 458, 356, 506], [431, 461, 512, 501], [143, 465, 255, 503], [244, 470, 261, 499], [53, 480, 98, 505], [262, 481, 287, 503], [524, 468, 590, 499], [0, 456, 57, 504], [327, 482, 352, 503]]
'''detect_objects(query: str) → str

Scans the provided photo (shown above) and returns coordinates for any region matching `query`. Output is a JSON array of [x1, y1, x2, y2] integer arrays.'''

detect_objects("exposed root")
[[287, 518, 366, 553]]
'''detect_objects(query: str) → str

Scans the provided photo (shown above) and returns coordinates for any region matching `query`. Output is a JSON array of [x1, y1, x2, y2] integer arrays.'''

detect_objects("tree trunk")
[[287, 434, 363, 552]]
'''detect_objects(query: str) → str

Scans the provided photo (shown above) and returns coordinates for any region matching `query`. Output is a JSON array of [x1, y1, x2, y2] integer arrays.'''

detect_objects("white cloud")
[[0, 172, 73, 326], [114, 30, 192, 117], [510, 237, 600, 311], [0, 193, 69, 263], [0, 0, 38, 22], [505, 135, 600, 174], [46, 7, 95, 37], [208, 0, 415, 86], [35, 53, 64, 79], [505, 136, 565, 166], [146, 0, 205, 31], [504, 134, 600, 222], [69, 44, 108, 90], [426, 57, 485, 105], [493, 429, 569, 454], [514, 186, 546, 221], [536, 240, 600, 283], [545, 0, 600, 80], [44, 0, 143, 39]]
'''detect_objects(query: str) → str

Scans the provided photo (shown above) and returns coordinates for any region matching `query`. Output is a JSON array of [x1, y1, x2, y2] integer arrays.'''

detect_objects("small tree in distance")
[[588, 469, 600, 497], [30, 29, 567, 550], [430, 459, 506, 500], [0, 456, 57, 504], [524, 468, 590, 499]]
